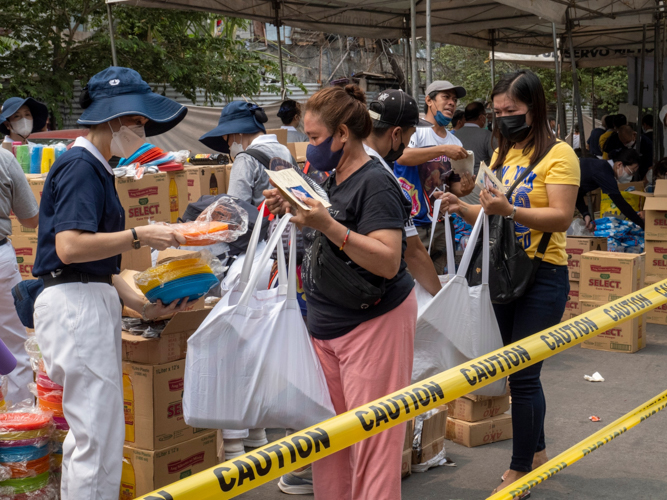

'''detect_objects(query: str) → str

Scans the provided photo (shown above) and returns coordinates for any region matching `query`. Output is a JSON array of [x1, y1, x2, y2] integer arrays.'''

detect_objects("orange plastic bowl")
[[37, 399, 63, 419], [1, 455, 50, 478], [176, 221, 229, 246]]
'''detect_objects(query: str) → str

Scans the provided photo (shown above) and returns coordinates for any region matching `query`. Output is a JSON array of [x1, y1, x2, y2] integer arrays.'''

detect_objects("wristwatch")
[[505, 205, 518, 220], [131, 228, 141, 250]]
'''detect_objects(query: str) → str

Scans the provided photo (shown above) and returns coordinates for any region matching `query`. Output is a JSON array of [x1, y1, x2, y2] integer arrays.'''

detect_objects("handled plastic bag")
[[183, 214, 335, 430], [412, 209, 506, 396]]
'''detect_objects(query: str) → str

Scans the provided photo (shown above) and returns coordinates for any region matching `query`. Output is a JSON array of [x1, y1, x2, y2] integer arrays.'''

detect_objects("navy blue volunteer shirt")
[[33, 139, 125, 277]]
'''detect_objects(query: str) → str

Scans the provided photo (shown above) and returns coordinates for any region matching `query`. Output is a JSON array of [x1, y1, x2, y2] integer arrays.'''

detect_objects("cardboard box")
[[446, 394, 510, 423], [644, 182, 667, 240], [121, 247, 153, 273], [10, 174, 45, 235], [566, 237, 608, 281], [287, 142, 308, 164], [445, 414, 512, 448], [580, 300, 646, 353], [122, 309, 210, 365], [600, 182, 645, 216], [8, 234, 38, 280], [580, 251, 644, 302], [644, 240, 667, 278], [121, 432, 217, 499], [116, 171, 188, 229], [266, 128, 288, 146], [645, 276, 667, 325], [412, 406, 448, 465], [402, 419, 414, 478], [123, 359, 210, 450], [562, 280, 581, 321], [184, 165, 231, 203]]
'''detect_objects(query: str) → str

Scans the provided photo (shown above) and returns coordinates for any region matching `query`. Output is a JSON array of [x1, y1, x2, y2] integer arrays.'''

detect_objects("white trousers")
[[34, 282, 123, 500], [0, 243, 32, 403]]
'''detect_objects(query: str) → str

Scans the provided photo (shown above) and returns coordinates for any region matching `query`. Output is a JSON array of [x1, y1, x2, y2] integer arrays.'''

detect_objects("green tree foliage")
[[0, 0, 302, 126], [432, 44, 628, 114]]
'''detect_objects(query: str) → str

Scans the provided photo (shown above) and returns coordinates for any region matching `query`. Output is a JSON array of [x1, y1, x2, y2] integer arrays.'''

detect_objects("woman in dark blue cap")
[[199, 101, 294, 206], [31, 66, 189, 500], [0, 97, 49, 147]]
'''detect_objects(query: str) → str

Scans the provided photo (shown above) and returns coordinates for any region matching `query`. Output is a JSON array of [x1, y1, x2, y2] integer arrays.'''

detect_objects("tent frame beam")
[[566, 9, 586, 154]]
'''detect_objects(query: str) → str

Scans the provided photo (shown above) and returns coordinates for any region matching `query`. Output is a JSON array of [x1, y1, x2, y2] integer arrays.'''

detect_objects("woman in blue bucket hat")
[[199, 101, 294, 206], [0, 97, 49, 146], [32, 66, 190, 500]]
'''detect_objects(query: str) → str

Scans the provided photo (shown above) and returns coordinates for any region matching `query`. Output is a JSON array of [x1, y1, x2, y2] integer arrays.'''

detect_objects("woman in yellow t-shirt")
[[438, 70, 580, 496]]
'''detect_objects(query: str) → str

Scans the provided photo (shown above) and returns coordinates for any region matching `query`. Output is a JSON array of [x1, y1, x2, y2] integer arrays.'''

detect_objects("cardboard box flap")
[[654, 179, 667, 197], [643, 197, 667, 210], [584, 250, 642, 261], [123, 309, 210, 345], [156, 248, 202, 264]]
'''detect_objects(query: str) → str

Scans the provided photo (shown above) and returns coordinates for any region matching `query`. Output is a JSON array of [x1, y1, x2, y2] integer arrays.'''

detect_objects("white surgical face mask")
[[11, 118, 33, 139], [229, 138, 244, 159], [616, 164, 633, 183], [109, 120, 146, 159], [624, 141, 635, 148]]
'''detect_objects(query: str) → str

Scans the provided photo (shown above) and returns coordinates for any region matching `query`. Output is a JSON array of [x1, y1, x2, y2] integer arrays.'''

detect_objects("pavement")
[[237, 324, 667, 500]]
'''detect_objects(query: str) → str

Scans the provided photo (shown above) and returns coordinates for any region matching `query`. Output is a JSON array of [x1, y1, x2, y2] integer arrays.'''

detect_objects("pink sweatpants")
[[311, 290, 417, 500]]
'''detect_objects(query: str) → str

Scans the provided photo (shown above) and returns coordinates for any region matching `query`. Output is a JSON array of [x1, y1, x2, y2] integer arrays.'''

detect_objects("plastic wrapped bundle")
[[23, 341, 43, 376], [0, 410, 54, 498], [134, 251, 220, 305], [0, 378, 7, 412], [163, 197, 248, 246]]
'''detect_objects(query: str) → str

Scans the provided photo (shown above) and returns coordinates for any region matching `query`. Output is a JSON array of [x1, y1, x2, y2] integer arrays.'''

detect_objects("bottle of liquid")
[[123, 371, 135, 443], [119, 456, 136, 500], [209, 172, 218, 195], [169, 177, 179, 223]]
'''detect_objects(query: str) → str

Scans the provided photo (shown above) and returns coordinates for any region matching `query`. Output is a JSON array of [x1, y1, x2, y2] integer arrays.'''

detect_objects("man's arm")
[[397, 144, 468, 166]]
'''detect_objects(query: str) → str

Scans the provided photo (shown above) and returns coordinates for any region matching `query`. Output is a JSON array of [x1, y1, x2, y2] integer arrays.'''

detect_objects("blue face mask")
[[435, 111, 452, 127], [306, 136, 344, 172]]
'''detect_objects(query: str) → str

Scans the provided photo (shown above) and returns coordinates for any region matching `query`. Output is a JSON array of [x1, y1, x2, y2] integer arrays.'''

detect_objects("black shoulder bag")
[[466, 141, 557, 304]]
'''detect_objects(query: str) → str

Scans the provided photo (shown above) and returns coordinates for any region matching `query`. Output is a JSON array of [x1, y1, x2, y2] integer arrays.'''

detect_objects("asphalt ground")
[[238, 324, 667, 500]]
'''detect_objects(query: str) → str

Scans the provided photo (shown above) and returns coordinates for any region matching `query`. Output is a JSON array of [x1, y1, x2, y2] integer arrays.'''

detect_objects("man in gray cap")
[[394, 80, 474, 274]]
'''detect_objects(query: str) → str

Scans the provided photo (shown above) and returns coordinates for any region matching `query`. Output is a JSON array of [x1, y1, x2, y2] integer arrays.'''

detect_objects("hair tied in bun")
[[344, 84, 366, 104], [79, 86, 93, 109]]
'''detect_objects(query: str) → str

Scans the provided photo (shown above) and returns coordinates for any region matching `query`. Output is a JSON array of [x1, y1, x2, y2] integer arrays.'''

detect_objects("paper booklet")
[[475, 161, 507, 195], [266, 168, 332, 211], [450, 150, 474, 176]]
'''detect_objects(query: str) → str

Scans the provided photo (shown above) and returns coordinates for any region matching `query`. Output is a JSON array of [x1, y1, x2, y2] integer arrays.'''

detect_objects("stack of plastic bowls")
[[135, 257, 218, 305], [24, 338, 68, 489], [0, 411, 55, 499]]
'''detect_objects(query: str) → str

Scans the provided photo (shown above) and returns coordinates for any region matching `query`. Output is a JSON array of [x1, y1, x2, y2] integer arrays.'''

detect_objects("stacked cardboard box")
[[121, 274, 215, 498], [401, 419, 414, 478], [579, 251, 646, 353], [9, 174, 44, 236], [644, 275, 667, 325], [564, 237, 607, 321], [445, 394, 512, 448], [183, 165, 232, 203], [644, 180, 667, 290]]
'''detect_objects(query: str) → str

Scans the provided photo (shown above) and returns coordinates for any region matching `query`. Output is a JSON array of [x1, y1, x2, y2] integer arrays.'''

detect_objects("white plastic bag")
[[183, 215, 335, 430], [412, 209, 506, 396]]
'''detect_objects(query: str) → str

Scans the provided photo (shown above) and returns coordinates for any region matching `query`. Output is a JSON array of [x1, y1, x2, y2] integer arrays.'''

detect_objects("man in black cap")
[[364, 89, 442, 296]]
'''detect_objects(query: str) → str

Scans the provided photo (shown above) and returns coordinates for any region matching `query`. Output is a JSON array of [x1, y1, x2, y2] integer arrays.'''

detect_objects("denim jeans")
[[493, 262, 569, 472]]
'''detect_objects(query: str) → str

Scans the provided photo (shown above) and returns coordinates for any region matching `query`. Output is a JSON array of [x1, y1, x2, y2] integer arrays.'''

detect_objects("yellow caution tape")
[[135, 279, 667, 500], [486, 389, 667, 500]]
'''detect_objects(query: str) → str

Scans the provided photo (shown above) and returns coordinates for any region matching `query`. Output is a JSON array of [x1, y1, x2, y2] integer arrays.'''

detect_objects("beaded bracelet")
[[339, 229, 351, 251]]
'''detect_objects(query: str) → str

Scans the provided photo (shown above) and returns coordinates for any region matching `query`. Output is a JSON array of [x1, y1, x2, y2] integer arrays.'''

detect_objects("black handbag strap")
[[239, 148, 299, 170], [498, 140, 559, 266]]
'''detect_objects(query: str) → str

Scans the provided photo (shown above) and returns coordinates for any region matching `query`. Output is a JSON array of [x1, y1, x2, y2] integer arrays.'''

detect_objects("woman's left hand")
[[144, 298, 191, 321], [290, 197, 333, 232], [480, 186, 514, 217]]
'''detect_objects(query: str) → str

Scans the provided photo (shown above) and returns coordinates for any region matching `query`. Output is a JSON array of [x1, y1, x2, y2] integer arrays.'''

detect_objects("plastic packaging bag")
[[133, 253, 216, 293], [413, 210, 507, 396], [183, 215, 335, 430], [166, 197, 248, 246]]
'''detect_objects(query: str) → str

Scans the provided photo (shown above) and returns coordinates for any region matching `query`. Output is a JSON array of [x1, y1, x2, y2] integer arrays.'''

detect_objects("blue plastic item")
[[29, 145, 43, 174], [118, 143, 154, 166], [54, 142, 67, 159], [0, 443, 49, 463], [144, 273, 218, 305]]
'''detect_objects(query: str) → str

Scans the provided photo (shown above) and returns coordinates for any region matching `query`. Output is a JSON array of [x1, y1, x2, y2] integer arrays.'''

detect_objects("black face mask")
[[497, 114, 531, 143], [383, 141, 405, 164]]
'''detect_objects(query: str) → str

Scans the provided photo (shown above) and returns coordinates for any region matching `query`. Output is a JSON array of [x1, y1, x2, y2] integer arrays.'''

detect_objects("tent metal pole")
[[637, 24, 647, 155], [552, 23, 563, 139], [566, 10, 587, 153], [653, 16, 660, 164], [659, 13, 665, 159], [107, 2, 118, 66], [490, 29, 496, 88], [404, 38, 410, 93], [410, 0, 418, 98], [426, 0, 432, 87], [274, 0, 286, 99]]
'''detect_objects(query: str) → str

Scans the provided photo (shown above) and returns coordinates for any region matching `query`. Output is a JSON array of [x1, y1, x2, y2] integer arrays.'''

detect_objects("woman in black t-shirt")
[[264, 85, 416, 500]]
